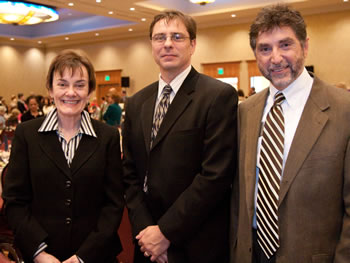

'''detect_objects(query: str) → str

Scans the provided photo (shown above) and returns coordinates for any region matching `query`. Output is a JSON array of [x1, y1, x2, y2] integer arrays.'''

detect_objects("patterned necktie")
[[257, 92, 285, 259], [150, 85, 172, 147], [143, 85, 172, 193]]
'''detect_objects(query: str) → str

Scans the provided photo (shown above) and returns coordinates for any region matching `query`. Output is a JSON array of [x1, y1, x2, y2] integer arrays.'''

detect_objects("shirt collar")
[[38, 108, 97, 138], [157, 65, 192, 98], [268, 67, 314, 108]]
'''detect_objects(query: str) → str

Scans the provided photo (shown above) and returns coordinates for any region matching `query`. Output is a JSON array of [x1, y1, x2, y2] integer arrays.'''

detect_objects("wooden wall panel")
[[95, 69, 122, 104], [202, 61, 241, 89], [202, 61, 240, 78], [247, 60, 262, 77]]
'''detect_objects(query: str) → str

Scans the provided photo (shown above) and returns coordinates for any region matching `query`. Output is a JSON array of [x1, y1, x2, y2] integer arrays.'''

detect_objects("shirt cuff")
[[33, 242, 48, 259]]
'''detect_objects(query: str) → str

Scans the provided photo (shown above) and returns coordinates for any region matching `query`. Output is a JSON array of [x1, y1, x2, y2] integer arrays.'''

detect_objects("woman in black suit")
[[3, 50, 124, 263]]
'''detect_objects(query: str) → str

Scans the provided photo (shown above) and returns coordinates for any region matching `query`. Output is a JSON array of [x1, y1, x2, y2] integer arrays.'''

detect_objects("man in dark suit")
[[123, 10, 238, 263], [230, 4, 350, 263], [17, 93, 26, 114]]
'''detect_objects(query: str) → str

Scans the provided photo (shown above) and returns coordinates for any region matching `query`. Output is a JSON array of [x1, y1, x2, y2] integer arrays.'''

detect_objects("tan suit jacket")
[[230, 75, 350, 263]]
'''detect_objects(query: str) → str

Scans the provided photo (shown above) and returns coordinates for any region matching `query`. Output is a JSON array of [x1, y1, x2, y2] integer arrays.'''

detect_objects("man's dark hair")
[[249, 4, 307, 50], [149, 10, 197, 40]]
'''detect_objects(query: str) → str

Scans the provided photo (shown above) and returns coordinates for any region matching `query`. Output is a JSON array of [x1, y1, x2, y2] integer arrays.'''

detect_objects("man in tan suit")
[[230, 4, 350, 263]]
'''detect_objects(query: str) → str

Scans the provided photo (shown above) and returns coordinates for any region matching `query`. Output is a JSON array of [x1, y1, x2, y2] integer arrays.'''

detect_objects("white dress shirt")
[[155, 65, 192, 110], [253, 67, 314, 228]]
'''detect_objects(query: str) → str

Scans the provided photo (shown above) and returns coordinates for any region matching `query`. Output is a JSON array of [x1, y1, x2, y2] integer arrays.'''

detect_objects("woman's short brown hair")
[[46, 50, 96, 94]]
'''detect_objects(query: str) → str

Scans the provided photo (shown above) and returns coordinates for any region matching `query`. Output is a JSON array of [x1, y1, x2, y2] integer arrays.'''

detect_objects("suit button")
[[65, 217, 72, 225], [65, 180, 72, 189], [65, 199, 71, 206]]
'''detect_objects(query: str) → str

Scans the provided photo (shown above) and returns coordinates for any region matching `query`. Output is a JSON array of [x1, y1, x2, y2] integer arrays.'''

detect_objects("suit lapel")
[[141, 84, 158, 154], [244, 90, 269, 222], [150, 68, 197, 150], [279, 77, 330, 205], [38, 131, 71, 178], [70, 133, 99, 175]]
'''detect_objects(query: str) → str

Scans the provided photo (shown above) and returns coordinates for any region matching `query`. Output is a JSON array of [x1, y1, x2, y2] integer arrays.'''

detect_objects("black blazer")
[[123, 67, 238, 263], [3, 117, 124, 263]]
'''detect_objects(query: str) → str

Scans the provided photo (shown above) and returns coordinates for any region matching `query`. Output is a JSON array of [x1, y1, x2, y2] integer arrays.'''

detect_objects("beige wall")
[[1, 9, 349, 102], [0, 44, 46, 103]]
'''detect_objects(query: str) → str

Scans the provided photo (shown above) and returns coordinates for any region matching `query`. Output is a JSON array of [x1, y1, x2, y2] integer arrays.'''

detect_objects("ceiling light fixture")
[[130, 7, 135, 11], [0, 1, 59, 25], [189, 0, 215, 5]]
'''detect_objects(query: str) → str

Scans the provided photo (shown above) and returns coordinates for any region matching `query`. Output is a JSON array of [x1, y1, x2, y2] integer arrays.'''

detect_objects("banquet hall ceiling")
[[1, 0, 349, 47]]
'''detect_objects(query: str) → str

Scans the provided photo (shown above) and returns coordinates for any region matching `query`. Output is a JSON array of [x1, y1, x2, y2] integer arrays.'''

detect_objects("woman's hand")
[[34, 251, 61, 263]]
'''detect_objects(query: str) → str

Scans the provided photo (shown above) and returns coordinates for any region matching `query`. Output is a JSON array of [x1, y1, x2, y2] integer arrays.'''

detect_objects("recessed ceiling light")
[[141, 18, 146, 22], [108, 11, 113, 15], [96, 0, 101, 2], [130, 7, 135, 11], [10, 38, 15, 41], [128, 28, 133, 32], [65, 37, 69, 40], [95, 33, 100, 36], [68, 3, 74, 6], [344, 0, 349, 2], [38, 40, 42, 44], [231, 14, 236, 18]]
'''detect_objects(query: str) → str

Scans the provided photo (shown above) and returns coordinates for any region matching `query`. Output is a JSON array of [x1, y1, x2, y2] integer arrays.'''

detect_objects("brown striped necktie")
[[257, 92, 285, 259]]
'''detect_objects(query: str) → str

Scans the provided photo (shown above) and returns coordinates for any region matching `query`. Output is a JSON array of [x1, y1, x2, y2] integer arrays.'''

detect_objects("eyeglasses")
[[151, 33, 190, 43]]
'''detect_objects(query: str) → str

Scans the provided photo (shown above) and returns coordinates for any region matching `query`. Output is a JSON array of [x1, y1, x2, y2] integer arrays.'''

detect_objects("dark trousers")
[[133, 244, 153, 263], [252, 229, 276, 263]]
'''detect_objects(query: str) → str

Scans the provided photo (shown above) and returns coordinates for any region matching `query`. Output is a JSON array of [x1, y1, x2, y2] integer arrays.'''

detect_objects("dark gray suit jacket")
[[123, 67, 238, 263], [3, 117, 124, 263], [230, 75, 350, 263]]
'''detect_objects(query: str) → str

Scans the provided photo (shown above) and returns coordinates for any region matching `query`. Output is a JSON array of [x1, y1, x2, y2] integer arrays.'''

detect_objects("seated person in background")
[[89, 105, 101, 120], [0, 105, 7, 150], [6, 108, 20, 128], [0, 106, 5, 130], [3, 50, 124, 263], [9, 95, 17, 112], [237, 89, 246, 104], [42, 96, 55, 115], [20, 95, 43, 122], [103, 94, 122, 127]]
